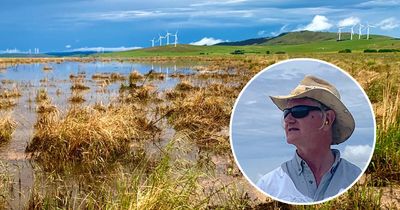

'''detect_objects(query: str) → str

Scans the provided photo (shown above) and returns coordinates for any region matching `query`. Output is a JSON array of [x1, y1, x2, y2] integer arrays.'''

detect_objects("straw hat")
[[270, 75, 355, 145]]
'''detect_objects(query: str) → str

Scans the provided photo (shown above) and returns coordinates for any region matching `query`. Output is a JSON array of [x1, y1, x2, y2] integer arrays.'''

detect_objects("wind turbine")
[[165, 32, 172, 45], [337, 27, 343, 41], [366, 22, 375, 40], [358, 23, 364, 39], [350, 25, 356, 40], [158, 34, 165, 46], [150, 38, 155, 47], [172, 31, 178, 47]]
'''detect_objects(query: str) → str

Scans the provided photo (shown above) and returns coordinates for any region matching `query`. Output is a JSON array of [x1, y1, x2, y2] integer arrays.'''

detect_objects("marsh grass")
[[0, 161, 12, 209], [69, 94, 86, 103], [0, 99, 17, 110], [42, 65, 53, 71], [119, 83, 158, 103], [175, 80, 198, 91], [35, 88, 49, 103], [0, 115, 16, 143], [129, 70, 144, 85], [92, 72, 126, 82], [26, 104, 160, 172], [167, 88, 232, 151], [26, 132, 253, 209], [71, 82, 90, 91], [0, 88, 22, 99]]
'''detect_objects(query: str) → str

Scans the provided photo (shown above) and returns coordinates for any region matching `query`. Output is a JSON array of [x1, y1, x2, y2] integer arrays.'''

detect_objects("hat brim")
[[270, 88, 355, 144]]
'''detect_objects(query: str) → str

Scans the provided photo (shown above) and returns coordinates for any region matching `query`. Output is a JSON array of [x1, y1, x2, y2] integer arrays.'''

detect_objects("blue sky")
[[0, 0, 399, 52], [230, 59, 375, 183]]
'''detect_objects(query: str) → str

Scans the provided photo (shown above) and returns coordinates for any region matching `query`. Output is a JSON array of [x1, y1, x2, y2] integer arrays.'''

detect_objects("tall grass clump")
[[368, 82, 400, 185], [35, 88, 49, 103], [0, 115, 16, 143], [26, 104, 159, 172], [167, 88, 232, 152]]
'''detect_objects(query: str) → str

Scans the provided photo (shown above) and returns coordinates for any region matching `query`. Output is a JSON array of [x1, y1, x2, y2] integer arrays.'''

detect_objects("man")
[[256, 75, 361, 203]]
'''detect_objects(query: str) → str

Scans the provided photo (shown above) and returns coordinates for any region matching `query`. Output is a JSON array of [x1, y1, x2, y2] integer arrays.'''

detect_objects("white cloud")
[[191, 0, 248, 7], [358, 0, 400, 7], [69, 46, 142, 52], [190, 37, 226, 46], [65, 45, 71, 49], [377, 17, 399, 30], [342, 144, 373, 169], [80, 10, 167, 21], [338, 17, 360, 27], [298, 15, 332, 31]]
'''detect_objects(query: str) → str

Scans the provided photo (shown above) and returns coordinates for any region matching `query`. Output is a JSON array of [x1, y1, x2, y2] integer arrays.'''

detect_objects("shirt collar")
[[293, 149, 341, 175]]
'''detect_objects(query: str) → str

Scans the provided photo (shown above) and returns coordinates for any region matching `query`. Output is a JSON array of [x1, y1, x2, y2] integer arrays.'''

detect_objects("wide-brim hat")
[[270, 75, 355, 145]]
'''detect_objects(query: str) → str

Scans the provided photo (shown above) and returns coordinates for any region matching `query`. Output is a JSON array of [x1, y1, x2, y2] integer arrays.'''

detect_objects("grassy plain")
[[0, 52, 399, 209], [99, 35, 400, 57]]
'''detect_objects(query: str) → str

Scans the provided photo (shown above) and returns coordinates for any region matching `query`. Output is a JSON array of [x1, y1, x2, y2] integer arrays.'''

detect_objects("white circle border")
[[229, 58, 377, 205]]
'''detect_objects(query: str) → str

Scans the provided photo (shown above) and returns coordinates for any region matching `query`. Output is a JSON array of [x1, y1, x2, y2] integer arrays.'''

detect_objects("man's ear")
[[325, 110, 336, 127]]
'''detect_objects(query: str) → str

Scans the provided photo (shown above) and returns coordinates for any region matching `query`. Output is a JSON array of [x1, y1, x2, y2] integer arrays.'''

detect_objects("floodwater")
[[0, 60, 200, 208]]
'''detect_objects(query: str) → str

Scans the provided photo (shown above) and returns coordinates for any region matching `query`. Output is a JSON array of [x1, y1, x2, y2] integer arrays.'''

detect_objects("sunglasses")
[[283, 105, 322, 119]]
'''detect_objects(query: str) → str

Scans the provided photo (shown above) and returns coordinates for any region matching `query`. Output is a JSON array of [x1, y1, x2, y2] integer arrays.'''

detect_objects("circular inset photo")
[[230, 58, 376, 205]]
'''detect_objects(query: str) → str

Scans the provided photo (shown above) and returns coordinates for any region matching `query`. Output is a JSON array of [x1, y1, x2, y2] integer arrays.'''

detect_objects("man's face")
[[283, 98, 325, 148]]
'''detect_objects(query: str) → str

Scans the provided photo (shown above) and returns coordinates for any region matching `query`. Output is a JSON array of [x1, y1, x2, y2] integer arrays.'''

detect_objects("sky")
[[230, 59, 375, 184], [0, 0, 399, 53]]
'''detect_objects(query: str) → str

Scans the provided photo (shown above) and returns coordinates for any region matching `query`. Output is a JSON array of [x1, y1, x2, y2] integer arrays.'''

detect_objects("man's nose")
[[284, 113, 296, 124]]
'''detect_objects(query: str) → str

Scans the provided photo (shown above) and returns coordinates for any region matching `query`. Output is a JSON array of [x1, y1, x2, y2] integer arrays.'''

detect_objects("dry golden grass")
[[26, 104, 160, 171], [92, 72, 126, 82], [175, 80, 197, 91], [35, 88, 49, 103], [69, 94, 86, 103], [42, 65, 53, 71], [71, 82, 90, 91], [0, 115, 16, 143], [0, 88, 22, 99], [129, 70, 143, 81], [0, 99, 17, 110]]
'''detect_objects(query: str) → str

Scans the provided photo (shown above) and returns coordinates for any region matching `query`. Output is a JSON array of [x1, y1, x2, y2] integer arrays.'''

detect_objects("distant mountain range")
[[1, 31, 398, 58]]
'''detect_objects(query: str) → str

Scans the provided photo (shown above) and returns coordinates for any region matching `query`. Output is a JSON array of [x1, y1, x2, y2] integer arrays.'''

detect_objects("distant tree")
[[364, 49, 378, 53], [338, 49, 351, 53]]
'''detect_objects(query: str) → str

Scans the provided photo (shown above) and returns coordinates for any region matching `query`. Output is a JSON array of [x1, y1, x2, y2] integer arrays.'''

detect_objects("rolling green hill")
[[99, 31, 400, 57]]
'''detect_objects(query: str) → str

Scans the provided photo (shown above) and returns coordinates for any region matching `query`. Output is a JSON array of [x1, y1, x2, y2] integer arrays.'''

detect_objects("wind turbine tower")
[[337, 27, 343, 41], [350, 25, 355, 40], [366, 23, 375, 40], [158, 34, 165, 46], [150, 38, 155, 47], [165, 32, 172, 45], [173, 31, 178, 47], [358, 23, 364, 39]]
